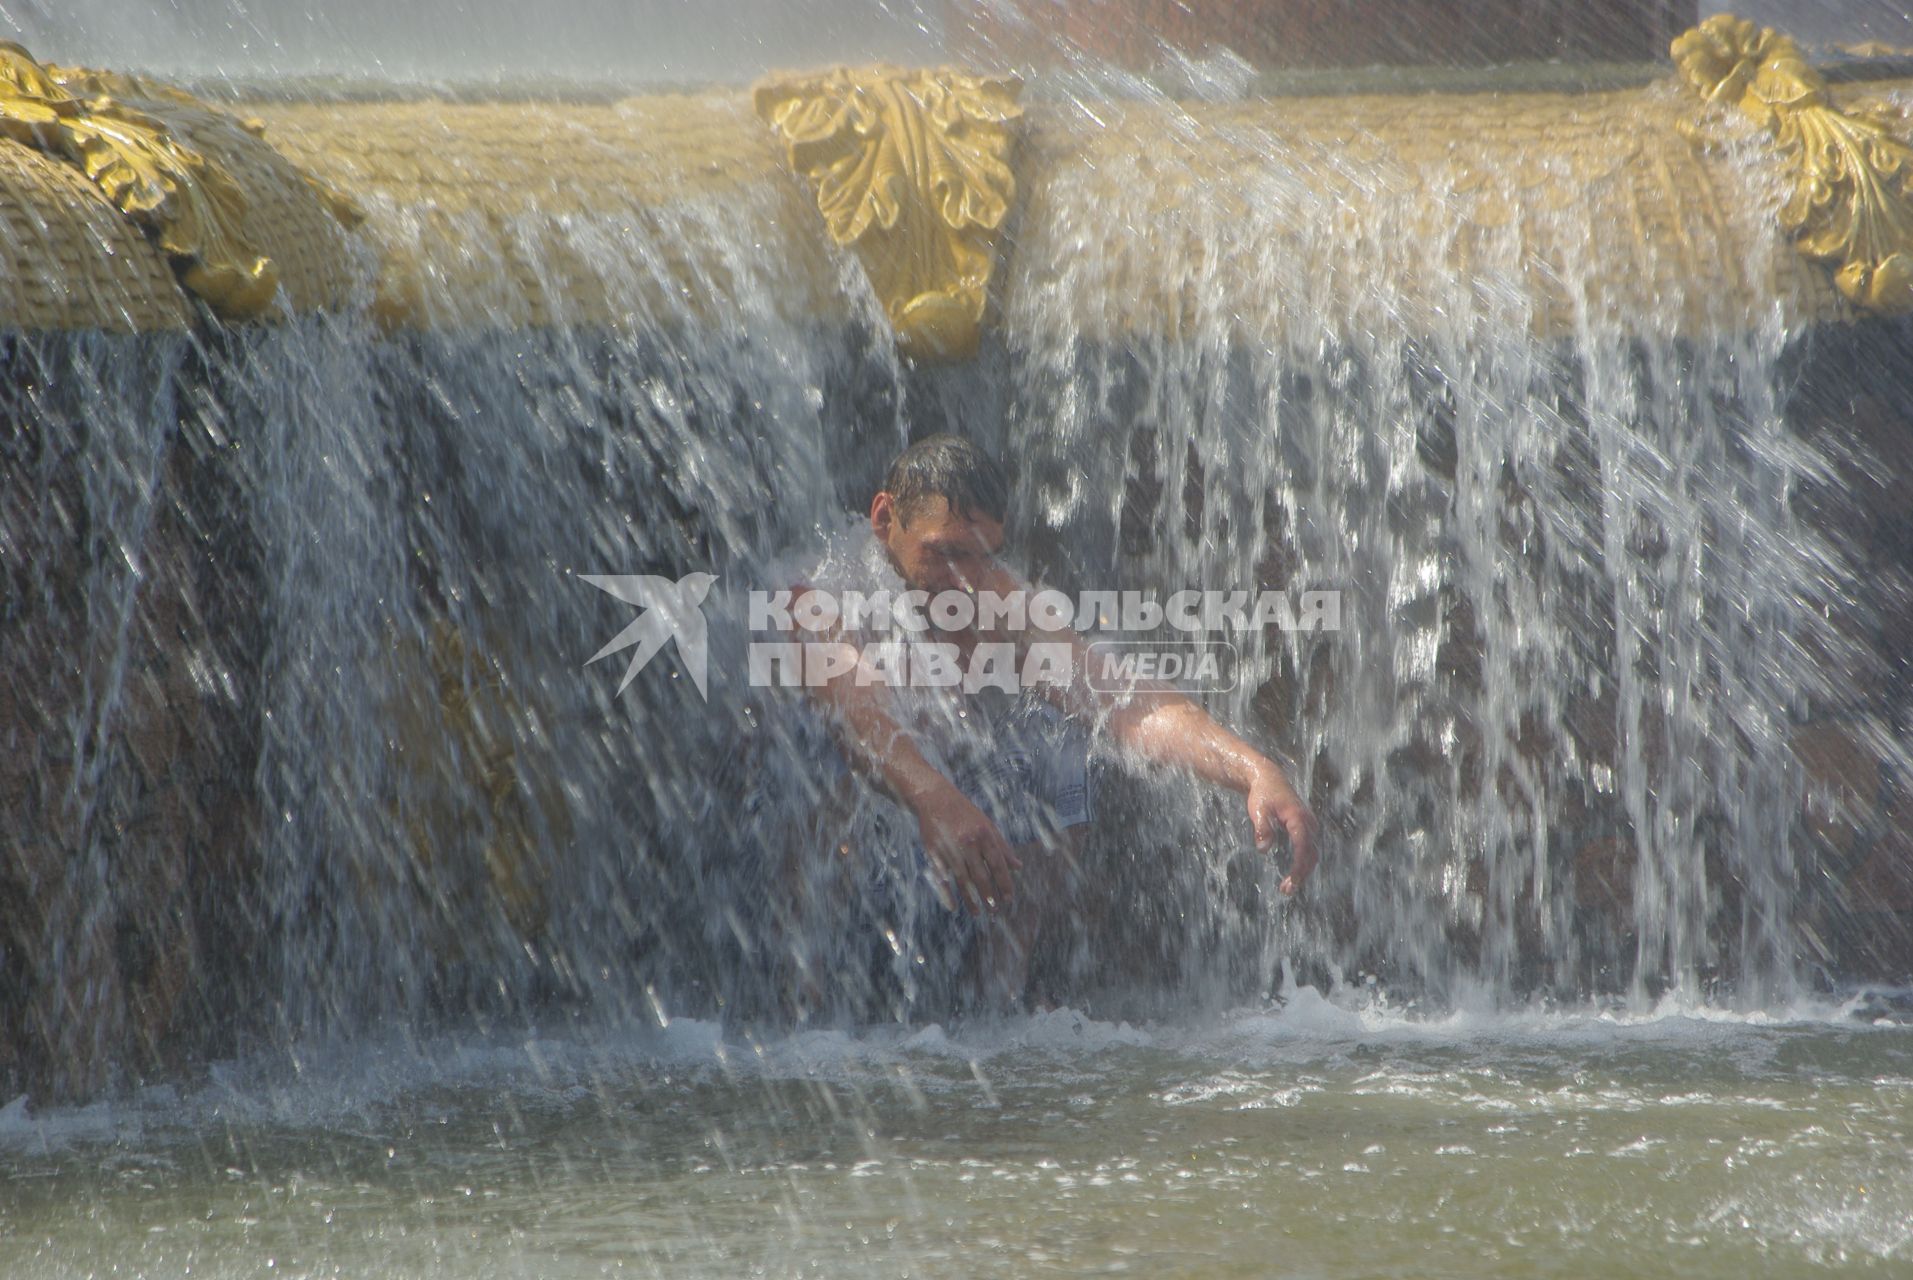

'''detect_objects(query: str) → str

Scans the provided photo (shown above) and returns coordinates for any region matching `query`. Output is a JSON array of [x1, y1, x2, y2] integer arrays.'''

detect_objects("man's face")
[[871, 493, 1006, 598]]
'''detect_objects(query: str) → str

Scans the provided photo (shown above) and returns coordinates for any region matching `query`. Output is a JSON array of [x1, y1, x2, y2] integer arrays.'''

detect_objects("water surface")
[[5, 992, 1908, 1277]]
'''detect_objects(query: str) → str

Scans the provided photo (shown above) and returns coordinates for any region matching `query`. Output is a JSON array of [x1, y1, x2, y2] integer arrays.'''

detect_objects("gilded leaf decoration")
[[0, 41, 360, 320], [756, 67, 1022, 361], [1674, 14, 1913, 313]]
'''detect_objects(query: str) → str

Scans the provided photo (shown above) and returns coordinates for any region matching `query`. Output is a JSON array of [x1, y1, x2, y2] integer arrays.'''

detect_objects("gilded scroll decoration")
[[756, 66, 1022, 360], [0, 42, 358, 320], [1674, 15, 1913, 313]]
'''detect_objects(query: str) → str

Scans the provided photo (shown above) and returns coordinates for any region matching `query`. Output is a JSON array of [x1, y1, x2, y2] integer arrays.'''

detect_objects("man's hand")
[[1247, 763, 1318, 895], [790, 577, 1021, 916], [910, 782, 1022, 915]]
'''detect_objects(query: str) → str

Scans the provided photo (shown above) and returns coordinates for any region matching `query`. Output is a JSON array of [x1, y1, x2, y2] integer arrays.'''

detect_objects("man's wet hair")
[[882, 433, 1009, 526]]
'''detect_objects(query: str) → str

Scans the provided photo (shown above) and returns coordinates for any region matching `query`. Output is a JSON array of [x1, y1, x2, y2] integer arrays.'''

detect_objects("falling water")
[[8, 4, 1913, 1273], [5, 72, 1904, 1096]]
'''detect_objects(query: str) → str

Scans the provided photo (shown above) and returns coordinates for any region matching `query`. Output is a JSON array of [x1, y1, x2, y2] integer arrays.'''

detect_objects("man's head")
[[870, 434, 1009, 595]]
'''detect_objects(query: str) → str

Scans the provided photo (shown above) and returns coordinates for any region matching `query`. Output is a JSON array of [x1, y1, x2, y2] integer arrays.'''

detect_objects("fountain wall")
[[943, 0, 1699, 69], [3, 23, 1912, 1102]]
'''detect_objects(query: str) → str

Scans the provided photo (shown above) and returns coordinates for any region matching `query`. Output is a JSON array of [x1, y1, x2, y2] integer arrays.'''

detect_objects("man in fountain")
[[782, 433, 1317, 1014]]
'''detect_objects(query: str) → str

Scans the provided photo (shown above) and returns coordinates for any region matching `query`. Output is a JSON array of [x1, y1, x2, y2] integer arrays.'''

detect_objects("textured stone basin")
[[8, 74, 1905, 339]]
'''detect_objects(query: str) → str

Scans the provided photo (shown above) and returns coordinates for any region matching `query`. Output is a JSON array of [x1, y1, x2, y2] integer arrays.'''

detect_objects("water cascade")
[[3, 9, 1912, 1114]]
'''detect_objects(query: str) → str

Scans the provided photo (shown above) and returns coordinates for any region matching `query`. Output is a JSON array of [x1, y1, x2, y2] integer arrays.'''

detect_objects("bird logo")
[[580, 571, 718, 699]]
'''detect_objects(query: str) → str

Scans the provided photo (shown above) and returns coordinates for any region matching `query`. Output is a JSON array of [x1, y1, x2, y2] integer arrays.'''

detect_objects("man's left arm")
[[1101, 686, 1318, 896], [968, 563, 1318, 894]]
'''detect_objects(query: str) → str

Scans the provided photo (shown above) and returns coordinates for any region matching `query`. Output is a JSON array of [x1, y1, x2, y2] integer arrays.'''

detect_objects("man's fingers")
[[958, 841, 1014, 916], [990, 841, 1019, 906], [955, 849, 990, 915], [925, 841, 983, 915], [973, 831, 1017, 909], [928, 864, 960, 912], [956, 815, 1017, 910], [920, 801, 1021, 916], [1281, 811, 1319, 895]]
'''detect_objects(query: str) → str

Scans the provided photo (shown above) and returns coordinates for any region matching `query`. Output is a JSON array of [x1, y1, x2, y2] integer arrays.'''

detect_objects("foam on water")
[[3, 982, 1904, 1157]]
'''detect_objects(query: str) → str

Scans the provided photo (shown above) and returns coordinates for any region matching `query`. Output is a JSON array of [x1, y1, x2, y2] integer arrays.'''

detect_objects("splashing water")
[[7, 9, 1913, 1275], [2, 65, 1908, 1110]]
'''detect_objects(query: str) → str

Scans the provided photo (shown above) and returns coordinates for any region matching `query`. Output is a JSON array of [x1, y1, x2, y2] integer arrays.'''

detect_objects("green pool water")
[[4, 993, 1909, 1278]]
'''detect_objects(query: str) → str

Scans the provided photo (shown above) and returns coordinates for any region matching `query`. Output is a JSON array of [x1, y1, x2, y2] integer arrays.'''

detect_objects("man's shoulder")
[[784, 530, 900, 604], [769, 526, 897, 641]]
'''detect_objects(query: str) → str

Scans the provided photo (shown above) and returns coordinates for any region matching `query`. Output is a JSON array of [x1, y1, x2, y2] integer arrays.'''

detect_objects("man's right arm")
[[790, 586, 1020, 914]]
